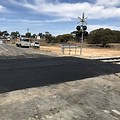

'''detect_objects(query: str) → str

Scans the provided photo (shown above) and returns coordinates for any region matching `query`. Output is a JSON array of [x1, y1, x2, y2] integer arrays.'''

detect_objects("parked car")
[[31, 41, 40, 48], [7, 36, 10, 41]]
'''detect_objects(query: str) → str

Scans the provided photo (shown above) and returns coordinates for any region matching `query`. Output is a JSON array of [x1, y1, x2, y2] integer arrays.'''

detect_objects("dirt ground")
[[40, 45, 120, 58], [0, 73, 120, 120]]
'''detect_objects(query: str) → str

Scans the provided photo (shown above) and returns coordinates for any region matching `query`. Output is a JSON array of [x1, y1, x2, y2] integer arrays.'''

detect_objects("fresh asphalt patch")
[[0, 55, 120, 93]]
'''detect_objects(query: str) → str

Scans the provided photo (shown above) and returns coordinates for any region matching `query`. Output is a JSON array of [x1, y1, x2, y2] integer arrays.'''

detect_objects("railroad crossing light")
[[83, 31, 88, 37], [76, 31, 82, 37], [83, 26, 87, 31], [76, 25, 81, 31]]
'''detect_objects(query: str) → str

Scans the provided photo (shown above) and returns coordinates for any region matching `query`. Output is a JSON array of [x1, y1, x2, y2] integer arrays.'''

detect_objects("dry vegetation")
[[40, 43, 120, 58], [9, 39, 120, 58]]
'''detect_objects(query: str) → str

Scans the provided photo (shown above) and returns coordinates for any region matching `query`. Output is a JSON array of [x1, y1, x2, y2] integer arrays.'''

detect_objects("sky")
[[0, 0, 120, 36]]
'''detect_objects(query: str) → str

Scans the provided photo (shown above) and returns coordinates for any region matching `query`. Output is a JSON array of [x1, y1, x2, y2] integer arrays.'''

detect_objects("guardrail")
[[60, 44, 79, 55]]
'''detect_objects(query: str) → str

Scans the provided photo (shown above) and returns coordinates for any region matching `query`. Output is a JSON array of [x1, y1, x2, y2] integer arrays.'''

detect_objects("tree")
[[31, 34, 37, 38], [88, 28, 114, 47], [61, 34, 73, 43], [45, 31, 50, 35], [11, 31, 20, 39], [0, 31, 3, 36], [55, 35, 63, 43], [2, 31, 7, 34], [25, 32, 31, 38], [38, 33, 43, 38], [44, 33, 52, 43], [112, 30, 120, 43], [56, 34, 73, 43], [2, 30, 9, 37]]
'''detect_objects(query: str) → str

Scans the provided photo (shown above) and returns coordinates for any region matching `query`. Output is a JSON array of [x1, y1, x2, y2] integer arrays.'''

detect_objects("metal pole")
[[80, 23, 84, 56], [61, 44, 64, 54], [77, 13, 87, 56]]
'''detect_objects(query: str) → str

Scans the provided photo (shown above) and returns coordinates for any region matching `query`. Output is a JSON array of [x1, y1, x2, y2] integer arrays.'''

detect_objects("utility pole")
[[77, 13, 87, 56], [27, 28, 29, 33]]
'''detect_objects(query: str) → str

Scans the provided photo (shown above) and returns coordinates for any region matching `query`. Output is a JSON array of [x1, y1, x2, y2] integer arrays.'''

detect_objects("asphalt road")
[[0, 44, 120, 120], [0, 43, 120, 94], [0, 54, 120, 93], [0, 43, 56, 58]]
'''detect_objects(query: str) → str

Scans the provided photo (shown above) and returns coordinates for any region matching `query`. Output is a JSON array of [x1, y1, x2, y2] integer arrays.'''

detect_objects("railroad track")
[[92, 56, 120, 64]]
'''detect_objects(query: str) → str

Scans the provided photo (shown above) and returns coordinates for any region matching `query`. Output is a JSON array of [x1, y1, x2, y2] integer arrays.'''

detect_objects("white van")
[[16, 37, 30, 47]]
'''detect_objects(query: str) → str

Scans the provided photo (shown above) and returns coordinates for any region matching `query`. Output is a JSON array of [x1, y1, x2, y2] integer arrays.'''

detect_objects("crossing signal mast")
[[76, 13, 88, 56]]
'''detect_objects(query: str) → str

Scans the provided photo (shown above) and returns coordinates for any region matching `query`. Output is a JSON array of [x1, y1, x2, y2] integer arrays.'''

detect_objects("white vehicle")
[[31, 41, 40, 48], [7, 36, 10, 41], [16, 37, 30, 47]]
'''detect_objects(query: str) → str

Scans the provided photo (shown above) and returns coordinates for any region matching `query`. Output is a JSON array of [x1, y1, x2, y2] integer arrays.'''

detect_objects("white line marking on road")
[[0, 44, 9, 52]]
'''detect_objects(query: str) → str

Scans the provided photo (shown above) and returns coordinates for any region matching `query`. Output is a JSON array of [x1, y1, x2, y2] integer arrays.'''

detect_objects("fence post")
[[75, 45, 76, 55], [61, 44, 64, 54], [69, 44, 70, 55]]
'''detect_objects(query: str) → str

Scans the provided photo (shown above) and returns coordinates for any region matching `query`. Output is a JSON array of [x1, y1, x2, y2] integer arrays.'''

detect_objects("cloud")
[[88, 24, 120, 32], [0, 18, 6, 21], [0, 17, 73, 24], [96, 0, 120, 7], [0, 5, 6, 12], [6, 0, 120, 20]]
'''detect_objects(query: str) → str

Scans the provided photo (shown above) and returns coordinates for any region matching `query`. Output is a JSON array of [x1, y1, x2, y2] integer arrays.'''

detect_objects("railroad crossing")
[[92, 56, 120, 64]]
